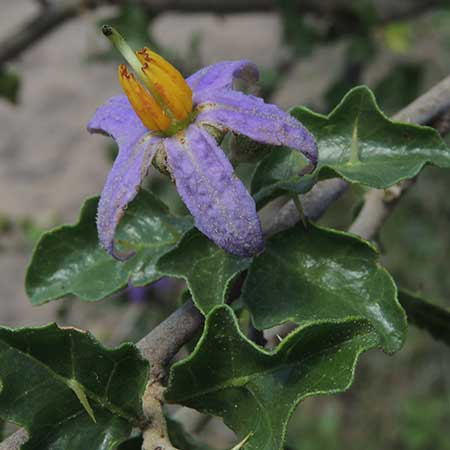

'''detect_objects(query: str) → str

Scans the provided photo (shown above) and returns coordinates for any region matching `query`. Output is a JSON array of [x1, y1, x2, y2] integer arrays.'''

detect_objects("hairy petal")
[[87, 95, 148, 149], [195, 89, 318, 169], [187, 60, 259, 102], [97, 133, 162, 259], [165, 125, 264, 257], [89, 95, 161, 259]]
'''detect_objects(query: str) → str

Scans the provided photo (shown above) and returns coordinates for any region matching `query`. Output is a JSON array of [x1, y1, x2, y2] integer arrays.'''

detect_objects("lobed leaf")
[[26, 190, 193, 304], [242, 224, 407, 353], [292, 86, 450, 188], [0, 324, 148, 450], [250, 86, 450, 207], [157, 229, 251, 314], [166, 305, 379, 450]]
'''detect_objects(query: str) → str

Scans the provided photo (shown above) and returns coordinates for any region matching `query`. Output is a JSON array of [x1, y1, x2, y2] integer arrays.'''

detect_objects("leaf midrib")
[[170, 326, 371, 403], [0, 337, 139, 424]]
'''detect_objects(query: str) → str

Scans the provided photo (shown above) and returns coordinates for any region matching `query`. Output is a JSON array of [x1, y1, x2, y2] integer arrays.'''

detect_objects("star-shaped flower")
[[88, 26, 317, 259]]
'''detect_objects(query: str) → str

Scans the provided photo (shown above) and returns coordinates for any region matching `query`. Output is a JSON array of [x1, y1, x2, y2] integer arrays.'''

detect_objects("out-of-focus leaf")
[[26, 190, 192, 304], [383, 22, 413, 53], [166, 305, 379, 450], [242, 224, 407, 353], [324, 35, 375, 109], [157, 229, 250, 314], [277, 0, 320, 56], [0, 324, 148, 450], [374, 63, 423, 114], [292, 86, 450, 188], [399, 289, 450, 347], [0, 67, 20, 103]]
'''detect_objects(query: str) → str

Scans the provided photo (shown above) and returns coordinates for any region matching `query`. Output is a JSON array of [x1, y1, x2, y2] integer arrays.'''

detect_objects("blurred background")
[[1, 0, 450, 448]]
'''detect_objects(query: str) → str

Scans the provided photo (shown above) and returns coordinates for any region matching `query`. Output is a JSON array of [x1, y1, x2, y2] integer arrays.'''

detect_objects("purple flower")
[[126, 277, 173, 303], [87, 27, 317, 259]]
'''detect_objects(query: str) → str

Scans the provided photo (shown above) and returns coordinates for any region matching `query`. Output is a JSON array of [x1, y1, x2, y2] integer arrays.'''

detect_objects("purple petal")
[[195, 89, 318, 169], [165, 125, 264, 257], [126, 283, 150, 303], [97, 133, 161, 259], [187, 60, 259, 102], [88, 95, 162, 259], [87, 95, 148, 149]]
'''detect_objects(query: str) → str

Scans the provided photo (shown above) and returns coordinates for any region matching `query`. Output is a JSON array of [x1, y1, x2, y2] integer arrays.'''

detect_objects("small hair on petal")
[[164, 124, 264, 257], [187, 60, 259, 101], [96, 132, 163, 260], [194, 89, 318, 169]]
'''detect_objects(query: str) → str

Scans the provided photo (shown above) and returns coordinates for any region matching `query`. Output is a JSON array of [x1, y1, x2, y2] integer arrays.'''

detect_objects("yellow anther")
[[141, 62, 190, 121], [118, 65, 170, 132], [137, 48, 192, 105], [103, 25, 193, 135]]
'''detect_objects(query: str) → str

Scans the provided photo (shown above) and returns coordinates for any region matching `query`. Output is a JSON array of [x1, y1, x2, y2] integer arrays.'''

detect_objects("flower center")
[[102, 25, 193, 135]]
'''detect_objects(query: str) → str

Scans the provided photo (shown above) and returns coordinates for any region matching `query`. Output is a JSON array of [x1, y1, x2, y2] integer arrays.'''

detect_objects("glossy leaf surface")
[[291, 86, 450, 187], [0, 324, 148, 450], [242, 224, 406, 353], [166, 305, 379, 450], [26, 190, 192, 304], [157, 229, 251, 314]]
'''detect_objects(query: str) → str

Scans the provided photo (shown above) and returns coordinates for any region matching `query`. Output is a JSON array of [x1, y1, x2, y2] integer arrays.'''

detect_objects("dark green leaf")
[[278, 0, 321, 57], [0, 68, 20, 103], [373, 63, 423, 115], [292, 86, 450, 188], [116, 435, 142, 449], [26, 190, 192, 304], [242, 224, 406, 353], [166, 305, 379, 450], [0, 324, 148, 450], [250, 148, 317, 209], [399, 289, 450, 347], [157, 229, 250, 314]]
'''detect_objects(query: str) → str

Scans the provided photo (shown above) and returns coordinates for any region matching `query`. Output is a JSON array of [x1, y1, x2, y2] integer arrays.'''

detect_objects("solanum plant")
[[2, 26, 450, 450]]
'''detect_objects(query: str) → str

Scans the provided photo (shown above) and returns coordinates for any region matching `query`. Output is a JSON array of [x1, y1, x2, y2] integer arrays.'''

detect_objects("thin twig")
[[0, 0, 444, 67], [0, 0, 94, 67], [0, 429, 28, 450], [137, 300, 203, 380]]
